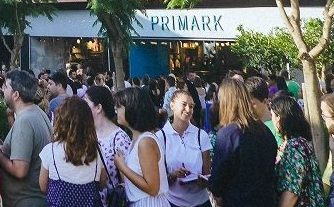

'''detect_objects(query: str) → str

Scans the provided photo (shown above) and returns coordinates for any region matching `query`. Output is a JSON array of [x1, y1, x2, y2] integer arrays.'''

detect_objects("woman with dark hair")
[[267, 74, 278, 98], [276, 76, 290, 94], [271, 96, 325, 207], [208, 78, 277, 207], [156, 89, 213, 207], [84, 86, 131, 207], [39, 96, 105, 206], [113, 87, 170, 207], [149, 79, 161, 109]]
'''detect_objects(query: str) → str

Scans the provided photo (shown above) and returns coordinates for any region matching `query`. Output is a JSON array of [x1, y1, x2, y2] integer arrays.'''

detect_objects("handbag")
[[96, 132, 129, 207]]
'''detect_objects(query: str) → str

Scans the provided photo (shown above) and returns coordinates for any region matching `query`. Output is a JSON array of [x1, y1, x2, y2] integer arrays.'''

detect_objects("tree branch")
[[276, 0, 308, 54], [290, 0, 300, 23], [15, 1, 23, 37], [276, 0, 294, 33], [309, 1, 334, 58], [0, 30, 14, 55], [99, 13, 122, 41]]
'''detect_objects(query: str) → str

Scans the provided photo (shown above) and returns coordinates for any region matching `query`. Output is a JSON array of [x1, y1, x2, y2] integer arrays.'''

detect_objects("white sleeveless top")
[[124, 132, 169, 202]]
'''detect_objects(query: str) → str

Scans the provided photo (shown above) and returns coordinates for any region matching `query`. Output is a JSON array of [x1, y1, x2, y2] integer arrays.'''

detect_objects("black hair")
[[325, 73, 334, 94], [69, 68, 77, 75], [209, 101, 220, 130], [87, 76, 94, 87], [114, 87, 158, 132], [279, 70, 289, 80], [270, 96, 311, 141], [267, 74, 277, 81], [85, 86, 116, 121], [132, 77, 140, 86], [38, 71, 46, 79], [6, 70, 38, 103], [193, 76, 202, 88], [276, 76, 289, 92], [166, 76, 176, 87], [49, 72, 68, 89], [206, 83, 217, 101], [142, 74, 150, 86], [245, 76, 269, 102], [272, 90, 292, 99], [26, 69, 35, 77]]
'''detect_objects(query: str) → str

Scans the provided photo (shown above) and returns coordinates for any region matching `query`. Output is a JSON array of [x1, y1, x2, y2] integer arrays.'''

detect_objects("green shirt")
[[287, 80, 301, 99], [276, 137, 325, 207], [264, 120, 283, 147]]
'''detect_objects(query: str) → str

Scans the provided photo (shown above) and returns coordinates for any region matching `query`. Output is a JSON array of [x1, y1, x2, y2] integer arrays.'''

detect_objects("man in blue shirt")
[[47, 72, 69, 121]]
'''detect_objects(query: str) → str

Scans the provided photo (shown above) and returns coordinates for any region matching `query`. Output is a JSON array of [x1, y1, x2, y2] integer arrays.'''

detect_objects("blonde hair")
[[218, 78, 259, 130]]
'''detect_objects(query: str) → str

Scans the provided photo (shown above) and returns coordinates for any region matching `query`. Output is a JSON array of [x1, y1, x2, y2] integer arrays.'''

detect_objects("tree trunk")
[[302, 59, 327, 173], [10, 33, 24, 69], [111, 38, 125, 92]]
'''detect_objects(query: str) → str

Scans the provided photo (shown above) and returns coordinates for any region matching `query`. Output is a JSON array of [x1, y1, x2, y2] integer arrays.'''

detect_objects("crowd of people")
[[0, 65, 332, 207]]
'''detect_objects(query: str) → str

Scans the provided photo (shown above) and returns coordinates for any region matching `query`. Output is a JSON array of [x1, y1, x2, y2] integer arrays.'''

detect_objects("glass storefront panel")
[[30, 37, 108, 75]]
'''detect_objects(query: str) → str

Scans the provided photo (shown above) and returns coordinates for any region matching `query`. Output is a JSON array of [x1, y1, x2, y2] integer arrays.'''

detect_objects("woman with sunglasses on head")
[[156, 90, 213, 207], [208, 78, 277, 207], [271, 96, 325, 207], [83, 86, 131, 207], [113, 87, 170, 207]]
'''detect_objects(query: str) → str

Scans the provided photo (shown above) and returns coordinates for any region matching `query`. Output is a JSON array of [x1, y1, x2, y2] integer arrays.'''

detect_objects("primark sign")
[[132, 8, 323, 40], [150, 15, 223, 32], [133, 9, 227, 40]]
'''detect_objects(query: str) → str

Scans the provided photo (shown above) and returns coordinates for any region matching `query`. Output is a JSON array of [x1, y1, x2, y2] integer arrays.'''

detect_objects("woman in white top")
[[84, 86, 131, 207], [156, 90, 213, 207], [39, 96, 106, 206], [113, 87, 170, 207]]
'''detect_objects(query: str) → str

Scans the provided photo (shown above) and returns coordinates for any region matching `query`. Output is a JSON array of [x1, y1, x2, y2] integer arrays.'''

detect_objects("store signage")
[[150, 15, 223, 32], [20, 8, 322, 39], [132, 8, 323, 40]]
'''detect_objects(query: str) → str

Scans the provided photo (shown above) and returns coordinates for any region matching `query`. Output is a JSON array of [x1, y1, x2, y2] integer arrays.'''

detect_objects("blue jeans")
[[169, 200, 212, 207]]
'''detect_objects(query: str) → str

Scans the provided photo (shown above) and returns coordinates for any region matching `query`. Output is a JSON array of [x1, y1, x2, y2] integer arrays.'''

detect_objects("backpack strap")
[[160, 129, 168, 174], [198, 127, 202, 151], [96, 142, 115, 189], [112, 131, 123, 184]]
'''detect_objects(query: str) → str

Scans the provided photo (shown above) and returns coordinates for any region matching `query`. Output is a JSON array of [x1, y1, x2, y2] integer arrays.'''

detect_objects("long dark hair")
[[270, 96, 311, 141], [85, 86, 116, 121], [114, 87, 158, 132], [53, 96, 97, 166]]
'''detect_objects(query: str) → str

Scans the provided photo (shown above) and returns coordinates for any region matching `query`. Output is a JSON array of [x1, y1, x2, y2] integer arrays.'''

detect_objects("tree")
[[231, 26, 293, 74], [0, 0, 54, 69], [276, 0, 334, 172], [164, 0, 200, 8], [303, 18, 334, 78], [88, 0, 145, 91]]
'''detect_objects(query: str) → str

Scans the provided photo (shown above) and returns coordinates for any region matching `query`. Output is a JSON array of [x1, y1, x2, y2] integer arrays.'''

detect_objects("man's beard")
[[4, 97, 13, 110]]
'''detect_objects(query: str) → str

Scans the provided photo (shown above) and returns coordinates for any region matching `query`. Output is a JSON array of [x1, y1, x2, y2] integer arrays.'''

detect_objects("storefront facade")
[[0, 7, 323, 78]]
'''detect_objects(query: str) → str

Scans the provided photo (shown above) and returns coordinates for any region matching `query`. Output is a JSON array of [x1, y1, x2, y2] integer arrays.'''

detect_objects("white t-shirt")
[[39, 142, 103, 184], [155, 121, 212, 207]]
